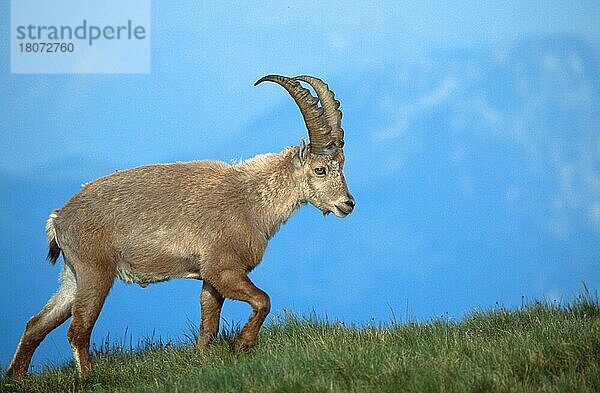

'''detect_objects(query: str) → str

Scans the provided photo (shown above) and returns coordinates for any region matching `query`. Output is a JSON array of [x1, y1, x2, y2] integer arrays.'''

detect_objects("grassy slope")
[[2, 294, 599, 393]]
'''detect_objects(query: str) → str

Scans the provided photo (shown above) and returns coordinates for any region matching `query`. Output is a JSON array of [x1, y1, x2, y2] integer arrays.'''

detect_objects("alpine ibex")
[[7, 75, 355, 377]]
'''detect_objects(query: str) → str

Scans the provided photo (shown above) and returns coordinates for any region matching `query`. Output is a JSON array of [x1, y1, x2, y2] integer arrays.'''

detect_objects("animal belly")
[[115, 255, 203, 287], [113, 233, 205, 287]]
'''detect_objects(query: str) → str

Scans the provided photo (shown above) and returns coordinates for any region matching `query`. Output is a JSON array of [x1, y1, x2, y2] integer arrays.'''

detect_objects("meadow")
[[2, 289, 598, 392]]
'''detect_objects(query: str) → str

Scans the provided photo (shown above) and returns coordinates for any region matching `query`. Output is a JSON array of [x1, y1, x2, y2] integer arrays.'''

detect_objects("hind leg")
[[66, 262, 114, 374], [7, 264, 77, 378]]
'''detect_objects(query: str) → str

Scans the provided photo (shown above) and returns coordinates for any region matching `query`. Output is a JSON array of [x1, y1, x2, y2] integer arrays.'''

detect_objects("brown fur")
[[7, 143, 354, 377]]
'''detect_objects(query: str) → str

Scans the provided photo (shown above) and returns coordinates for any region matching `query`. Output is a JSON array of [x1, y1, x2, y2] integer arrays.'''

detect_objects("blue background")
[[1, 1, 599, 371]]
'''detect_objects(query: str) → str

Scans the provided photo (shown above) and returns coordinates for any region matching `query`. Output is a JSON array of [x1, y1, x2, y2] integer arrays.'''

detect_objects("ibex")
[[6, 75, 355, 377]]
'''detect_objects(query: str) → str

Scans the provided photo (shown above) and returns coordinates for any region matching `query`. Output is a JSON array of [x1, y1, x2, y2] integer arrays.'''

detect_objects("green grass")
[[2, 290, 599, 393]]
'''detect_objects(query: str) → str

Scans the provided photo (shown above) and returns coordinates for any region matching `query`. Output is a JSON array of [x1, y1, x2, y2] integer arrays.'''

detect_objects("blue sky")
[[1, 1, 600, 371]]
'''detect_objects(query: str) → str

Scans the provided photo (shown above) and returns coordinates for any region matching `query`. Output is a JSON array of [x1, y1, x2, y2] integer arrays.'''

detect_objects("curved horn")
[[294, 75, 344, 149], [255, 74, 337, 155]]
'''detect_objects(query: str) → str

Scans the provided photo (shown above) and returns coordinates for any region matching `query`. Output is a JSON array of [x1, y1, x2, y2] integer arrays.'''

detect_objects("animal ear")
[[293, 138, 309, 169]]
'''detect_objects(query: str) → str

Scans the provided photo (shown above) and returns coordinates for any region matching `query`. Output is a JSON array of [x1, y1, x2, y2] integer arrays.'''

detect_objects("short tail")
[[45, 211, 62, 265]]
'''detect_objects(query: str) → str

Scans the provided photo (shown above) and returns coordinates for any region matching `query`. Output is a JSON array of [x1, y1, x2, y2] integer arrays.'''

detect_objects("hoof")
[[231, 339, 256, 352]]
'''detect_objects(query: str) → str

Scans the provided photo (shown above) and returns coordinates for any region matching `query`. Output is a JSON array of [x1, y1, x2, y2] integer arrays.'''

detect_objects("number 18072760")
[[19, 42, 74, 52]]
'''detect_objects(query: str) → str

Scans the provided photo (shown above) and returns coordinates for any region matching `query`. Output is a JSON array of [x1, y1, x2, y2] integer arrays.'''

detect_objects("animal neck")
[[237, 146, 305, 240]]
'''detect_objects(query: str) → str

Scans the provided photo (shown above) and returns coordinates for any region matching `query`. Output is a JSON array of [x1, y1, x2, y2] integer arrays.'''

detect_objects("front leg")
[[197, 281, 224, 353], [208, 269, 271, 351]]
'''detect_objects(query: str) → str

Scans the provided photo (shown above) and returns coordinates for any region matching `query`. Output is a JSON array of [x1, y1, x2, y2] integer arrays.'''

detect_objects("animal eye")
[[314, 167, 326, 176]]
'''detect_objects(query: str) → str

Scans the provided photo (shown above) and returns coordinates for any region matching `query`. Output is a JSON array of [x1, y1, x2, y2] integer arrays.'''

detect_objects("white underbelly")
[[116, 265, 202, 288]]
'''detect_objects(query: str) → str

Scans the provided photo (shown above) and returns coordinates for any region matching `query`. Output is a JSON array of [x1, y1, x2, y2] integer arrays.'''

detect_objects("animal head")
[[255, 75, 355, 217]]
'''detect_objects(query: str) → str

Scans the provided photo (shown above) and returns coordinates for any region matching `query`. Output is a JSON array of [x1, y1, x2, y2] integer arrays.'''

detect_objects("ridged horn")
[[294, 75, 344, 149], [255, 74, 339, 155]]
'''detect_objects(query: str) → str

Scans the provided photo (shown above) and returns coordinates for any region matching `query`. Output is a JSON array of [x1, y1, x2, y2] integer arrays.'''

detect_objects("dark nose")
[[344, 195, 356, 211]]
